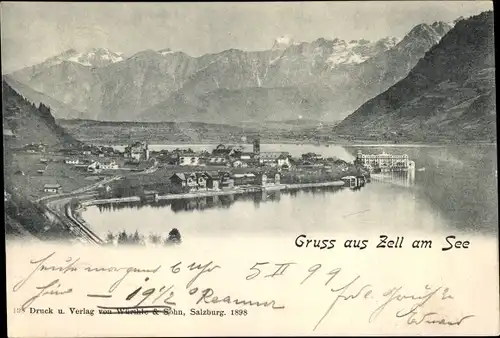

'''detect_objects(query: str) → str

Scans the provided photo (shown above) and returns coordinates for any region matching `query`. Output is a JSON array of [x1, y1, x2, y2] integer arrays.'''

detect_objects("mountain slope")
[[9, 21, 451, 123], [334, 11, 495, 141], [2, 81, 80, 148], [3, 75, 84, 119]]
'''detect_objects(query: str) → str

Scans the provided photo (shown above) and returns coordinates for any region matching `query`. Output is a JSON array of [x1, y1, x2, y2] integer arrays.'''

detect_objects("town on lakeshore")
[[5, 132, 418, 245]]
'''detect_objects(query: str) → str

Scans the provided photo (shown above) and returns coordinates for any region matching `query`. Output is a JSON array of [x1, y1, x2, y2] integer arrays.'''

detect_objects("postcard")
[[3, 1, 498, 337]]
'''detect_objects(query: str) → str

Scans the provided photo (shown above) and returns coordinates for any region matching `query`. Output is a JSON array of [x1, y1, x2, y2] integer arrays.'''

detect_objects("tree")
[[130, 230, 143, 245], [117, 230, 128, 245], [105, 231, 115, 245], [164, 228, 182, 245], [149, 233, 162, 245]]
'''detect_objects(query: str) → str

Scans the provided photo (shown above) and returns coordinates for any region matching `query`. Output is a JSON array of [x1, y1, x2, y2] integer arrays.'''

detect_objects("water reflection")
[[370, 170, 415, 188], [83, 144, 497, 238], [344, 145, 497, 234], [96, 189, 293, 214]]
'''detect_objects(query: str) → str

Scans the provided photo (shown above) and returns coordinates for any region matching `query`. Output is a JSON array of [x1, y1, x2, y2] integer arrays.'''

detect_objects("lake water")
[[82, 144, 498, 242]]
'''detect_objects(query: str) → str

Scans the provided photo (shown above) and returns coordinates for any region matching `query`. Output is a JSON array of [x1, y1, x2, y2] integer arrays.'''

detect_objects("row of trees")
[[104, 228, 182, 246]]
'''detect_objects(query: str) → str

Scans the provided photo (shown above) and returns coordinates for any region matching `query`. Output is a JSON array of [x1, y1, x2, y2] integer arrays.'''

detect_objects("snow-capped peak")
[[158, 48, 175, 55], [326, 37, 400, 68], [271, 35, 296, 50], [66, 48, 125, 67], [42, 48, 125, 68]]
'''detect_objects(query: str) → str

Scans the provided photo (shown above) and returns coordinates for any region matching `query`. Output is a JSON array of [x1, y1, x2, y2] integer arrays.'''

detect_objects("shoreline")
[[93, 140, 497, 148], [80, 180, 346, 207]]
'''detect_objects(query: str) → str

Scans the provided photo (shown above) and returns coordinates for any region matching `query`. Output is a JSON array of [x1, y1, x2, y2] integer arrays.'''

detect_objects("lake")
[[82, 143, 498, 243]]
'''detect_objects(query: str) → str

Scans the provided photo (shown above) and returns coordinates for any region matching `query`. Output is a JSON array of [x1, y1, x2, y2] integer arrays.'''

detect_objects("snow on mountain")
[[158, 48, 175, 55], [66, 48, 125, 67], [39, 48, 125, 68], [326, 37, 400, 67], [271, 35, 297, 50]]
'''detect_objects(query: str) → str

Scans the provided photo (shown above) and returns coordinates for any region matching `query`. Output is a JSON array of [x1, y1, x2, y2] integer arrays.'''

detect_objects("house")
[[170, 173, 187, 189], [255, 172, 268, 186], [301, 152, 323, 161], [219, 172, 234, 190], [43, 184, 62, 194], [100, 160, 118, 170], [24, 143, 46, 153], [238, 152, 254, 160], [212, 144, 241, 158], [142, 190, 159, 202], [232, 173, 256, 186], [124, 141, 150, 160], [231, 159, 249, 168], [208, 156, 228, 165], [65, 158, 80, 165], [98, 185, 112, 197], [36, 164, 47, 174], [87, 161, 101, 173], [256, 172, 281, 186], [179, 155, 201, 166], [259, 152, 290, 167], [205, 173, 219, 190]]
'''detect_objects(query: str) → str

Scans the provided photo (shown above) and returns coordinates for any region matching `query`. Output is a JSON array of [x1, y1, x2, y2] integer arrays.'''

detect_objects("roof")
[[170, 173, 186, 181], [143, 190, 159, 194], [260, 152, 289, 159], [233, 173, 256, 178], [44, 184, 61, 189]]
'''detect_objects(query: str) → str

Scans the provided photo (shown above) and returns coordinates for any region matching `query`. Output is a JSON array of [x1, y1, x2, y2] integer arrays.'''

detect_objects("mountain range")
[[334, 11, 495, 141], [6, 21, 453, 124]]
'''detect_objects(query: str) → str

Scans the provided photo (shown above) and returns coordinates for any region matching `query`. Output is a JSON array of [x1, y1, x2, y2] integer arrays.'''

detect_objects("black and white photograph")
[[3, 2, 498, 337]]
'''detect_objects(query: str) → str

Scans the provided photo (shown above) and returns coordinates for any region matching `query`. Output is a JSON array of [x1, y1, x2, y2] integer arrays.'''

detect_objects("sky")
[[1, 1, 493, 73]]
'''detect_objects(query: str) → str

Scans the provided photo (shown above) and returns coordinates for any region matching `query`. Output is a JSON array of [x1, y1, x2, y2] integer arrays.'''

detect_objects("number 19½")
[[231, 309, 248, 316]]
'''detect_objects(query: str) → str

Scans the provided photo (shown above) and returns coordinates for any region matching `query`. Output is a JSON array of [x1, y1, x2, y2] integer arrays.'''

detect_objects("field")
[[5, 152, 103, 199]]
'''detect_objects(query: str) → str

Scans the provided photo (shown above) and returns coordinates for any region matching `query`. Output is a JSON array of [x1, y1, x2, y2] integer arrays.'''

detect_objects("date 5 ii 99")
[[231, 309, 248, 316]]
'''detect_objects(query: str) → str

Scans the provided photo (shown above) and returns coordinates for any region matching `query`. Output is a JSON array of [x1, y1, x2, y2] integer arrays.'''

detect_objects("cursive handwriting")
[[21, 279, 73, 311], [370, 285, 451, 323], [397, 310, 475, 326], [314, 274, 373, 331], [190, 286, 285, 309]]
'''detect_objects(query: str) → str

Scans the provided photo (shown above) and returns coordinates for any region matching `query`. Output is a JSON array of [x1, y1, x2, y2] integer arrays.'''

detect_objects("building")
[[238, 152, 254, 160], [253, 138, 260, 158], [301, 152, 323, 161], [179, 155, 201, 166], [98, 185, 112, 197], [232, 173, 256, 186], [219, 172, 234, 189], [356, 150, 411, 170], [170, 173, 187, 189], [87, 161, 101, 173], [36, 164, 46, 174], [256, 172, 281, 186], [65, 158, 80, 165], [259, 152, 290, 168], [231, 159, 249, 168], [142, 190, 159, 202], [24, 143, 46, 153], [100, 160, 119, 170], [169, 172, 219, 191], [43, 184, 62, 194], [212, 144, 241, 158], [206, 173, 219, 190], [124, 141, 150, 161], [208, 156, 228, 165]]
